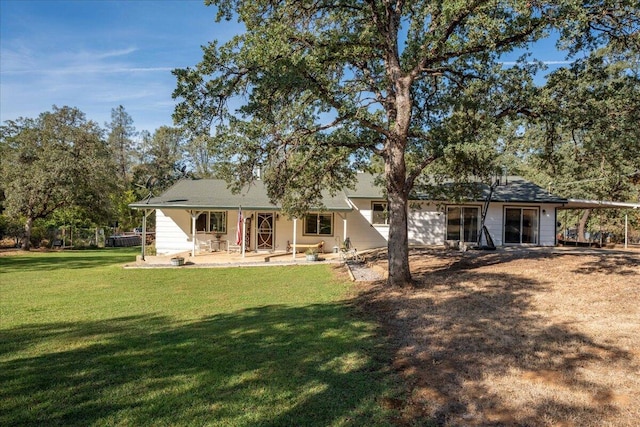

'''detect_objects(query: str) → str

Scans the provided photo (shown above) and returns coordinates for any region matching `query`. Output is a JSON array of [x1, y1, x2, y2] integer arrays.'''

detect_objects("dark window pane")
[[521, 209, 538, 244], [196, 213, 207, 231], [463, 208, 479, 242], [304, 215, 318, 234], [318, 214, 332, 235], [372, 202, 388, 225], [447, 207, 461, 241], [505, 208, 521, 243]]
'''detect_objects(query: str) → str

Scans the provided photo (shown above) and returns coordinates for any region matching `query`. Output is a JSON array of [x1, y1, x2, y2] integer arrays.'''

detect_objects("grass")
[[0, 248, 400, 426]]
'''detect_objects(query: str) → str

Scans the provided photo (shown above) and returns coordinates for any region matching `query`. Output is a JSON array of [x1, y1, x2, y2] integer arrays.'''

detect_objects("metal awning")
[[562, 199, 640, 210]]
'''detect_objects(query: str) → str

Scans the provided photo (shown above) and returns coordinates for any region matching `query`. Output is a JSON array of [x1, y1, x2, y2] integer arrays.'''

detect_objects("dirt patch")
[[358, 248, 640, 426]]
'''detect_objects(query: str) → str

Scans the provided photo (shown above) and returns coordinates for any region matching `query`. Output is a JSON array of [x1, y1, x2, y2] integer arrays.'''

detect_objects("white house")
[[130, 173, 588, 257]]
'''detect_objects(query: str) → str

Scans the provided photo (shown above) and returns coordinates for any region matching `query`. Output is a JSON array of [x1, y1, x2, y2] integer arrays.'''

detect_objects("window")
[[446, 206, 479, 242], [304, 213, 333, 236], [195, 211, 227, 233], [372, 202, 389, 225], [504, 207, 538, 244], [210, 212, 226, 233]]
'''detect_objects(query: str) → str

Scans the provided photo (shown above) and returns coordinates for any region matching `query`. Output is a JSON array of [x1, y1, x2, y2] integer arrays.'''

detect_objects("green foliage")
[[0, 106, 118, 249], [521, 47, 639, 200], [0, 214, 23, 243], [132, 126, 189, 191], [105, 105, 137, 184], [0, 250, 401, 426], [110, 189, 142, 232]]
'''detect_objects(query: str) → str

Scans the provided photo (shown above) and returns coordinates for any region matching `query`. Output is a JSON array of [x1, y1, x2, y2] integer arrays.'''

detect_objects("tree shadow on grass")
[[0, 248, 137, 273], [0, 304, 400, 427], [359, 252, 638, 426]]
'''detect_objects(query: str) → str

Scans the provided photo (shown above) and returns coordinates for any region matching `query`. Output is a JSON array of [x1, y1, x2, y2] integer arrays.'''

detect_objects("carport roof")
[[562, 199, 640, 209]]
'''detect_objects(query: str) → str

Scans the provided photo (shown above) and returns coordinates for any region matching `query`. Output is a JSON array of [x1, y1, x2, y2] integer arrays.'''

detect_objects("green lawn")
[[0, 248, 400, 426]]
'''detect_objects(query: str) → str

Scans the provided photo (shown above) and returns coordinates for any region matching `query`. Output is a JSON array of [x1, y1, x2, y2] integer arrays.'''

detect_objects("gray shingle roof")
[[130, 174, 567, 210], [345, 174, 567, 204], [130, 178, 352, 211], [483, 177, 567, 203]]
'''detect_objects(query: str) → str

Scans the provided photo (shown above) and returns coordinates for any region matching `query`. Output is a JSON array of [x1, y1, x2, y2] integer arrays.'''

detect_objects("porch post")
[[292, 218, 297, 260], [625, 213, 628, 249], [140, 208, 154, 261], [141, 210, 147, 261], [191, 211, 197, 257], [242, 216, 247, 258], [343, 215, 347, 246]]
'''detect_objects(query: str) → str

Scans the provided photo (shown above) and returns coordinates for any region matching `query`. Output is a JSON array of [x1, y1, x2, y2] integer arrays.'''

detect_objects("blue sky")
[[1, 1, 570, 135], [0, 0, 243, 133]]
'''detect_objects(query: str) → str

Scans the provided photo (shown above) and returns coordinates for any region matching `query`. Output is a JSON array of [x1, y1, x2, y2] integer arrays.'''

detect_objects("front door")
[[256, 213, 274, 250]]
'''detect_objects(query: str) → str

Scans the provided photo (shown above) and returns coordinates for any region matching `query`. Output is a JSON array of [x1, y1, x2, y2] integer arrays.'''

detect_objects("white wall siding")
[[484, 204, 504, 247], [408, 202, 445, 245], [346, 199, 389, 250], [153, 201, 563, 254], [155, 209, 193, 255], [539, 204, 558, 246]]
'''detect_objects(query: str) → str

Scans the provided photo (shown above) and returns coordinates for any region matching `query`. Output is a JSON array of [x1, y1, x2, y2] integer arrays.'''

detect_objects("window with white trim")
[[304, 213, 333, 236], [196, 211, 227, 233], [372, 202, 389, 225]]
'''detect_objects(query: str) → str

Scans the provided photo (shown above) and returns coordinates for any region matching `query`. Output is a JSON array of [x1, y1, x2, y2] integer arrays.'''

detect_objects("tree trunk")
[[384, 76, 413, 287], [21, 217, 33, 251], [577, 209, 591, 243], [386, 184, 411, 286], [385, 138, 412, 287]]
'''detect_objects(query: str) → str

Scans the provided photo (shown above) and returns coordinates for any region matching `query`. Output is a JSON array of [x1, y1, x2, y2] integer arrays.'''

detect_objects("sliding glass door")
[[447, 206, 479, 243], [504, 207, 538, 244]]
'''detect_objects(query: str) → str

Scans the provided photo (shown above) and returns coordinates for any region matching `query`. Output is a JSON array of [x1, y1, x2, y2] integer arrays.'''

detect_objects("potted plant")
[[170, 256, 185, 266], [305, 248, 319, 261]]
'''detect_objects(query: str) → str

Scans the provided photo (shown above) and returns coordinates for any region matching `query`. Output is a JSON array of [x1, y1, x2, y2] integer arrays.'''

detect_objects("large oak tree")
[[173, 0, 638, 286], [0, 106, 116, 249]]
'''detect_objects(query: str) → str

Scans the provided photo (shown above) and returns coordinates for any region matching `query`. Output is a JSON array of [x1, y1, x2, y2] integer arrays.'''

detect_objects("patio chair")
[[195, 232, 212, 253], [340, 237, 363, 262]]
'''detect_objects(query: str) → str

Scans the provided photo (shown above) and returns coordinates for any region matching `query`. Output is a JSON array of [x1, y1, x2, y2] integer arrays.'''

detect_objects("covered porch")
[[129, 178, 356, 261]]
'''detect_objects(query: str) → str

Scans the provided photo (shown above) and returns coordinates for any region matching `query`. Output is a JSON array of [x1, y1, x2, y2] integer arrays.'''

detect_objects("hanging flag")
[[236, 208, 243, 245]]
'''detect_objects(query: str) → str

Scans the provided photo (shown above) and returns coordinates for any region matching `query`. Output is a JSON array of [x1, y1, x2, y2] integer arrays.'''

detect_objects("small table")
[[211, 239, 227, 252]]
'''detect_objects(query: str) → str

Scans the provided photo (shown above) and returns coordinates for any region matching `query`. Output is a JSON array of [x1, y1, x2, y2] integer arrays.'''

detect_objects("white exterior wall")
[[154, 201, 562, 254], [408, 202, 446, 245], [483, 202, 560, 247], [341, 199, 389, 250], [156, 209, 340, 254], [484, 203, 504, 246], [539, 204, 558, 246], [155, 209, 193, 255]]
